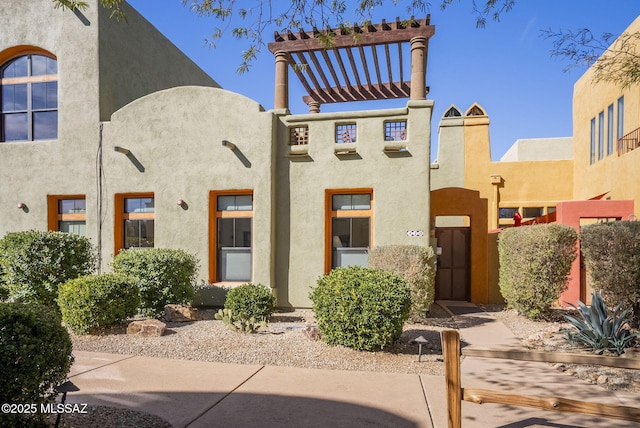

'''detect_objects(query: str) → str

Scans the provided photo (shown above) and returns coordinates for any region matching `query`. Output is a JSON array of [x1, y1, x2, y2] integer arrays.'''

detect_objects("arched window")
[[1, 54, 57, 142], [465, 104, 486, 117], [444, 106, 462, 117]]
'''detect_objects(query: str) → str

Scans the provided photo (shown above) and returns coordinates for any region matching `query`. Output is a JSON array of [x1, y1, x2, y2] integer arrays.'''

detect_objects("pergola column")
[[274, 50, 289, 110], [308, 101, 321, 114], [410, 36, 427, 100]]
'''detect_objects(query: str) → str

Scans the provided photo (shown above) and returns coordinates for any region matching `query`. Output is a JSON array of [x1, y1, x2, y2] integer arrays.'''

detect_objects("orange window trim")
[[47, 194, 85, 232], [324, 188, 374, 274], [0, 46, 57, 65], [114, 192, 154, 256], [208, 190, 254, 284]]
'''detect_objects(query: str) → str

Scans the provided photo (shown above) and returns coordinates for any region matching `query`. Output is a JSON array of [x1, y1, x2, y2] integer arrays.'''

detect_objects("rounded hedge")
[[112, 248, 199, 317], [0, 303, 73, 426], [369, 245, 437, 316], [58, 273, 140, 334], [310, 266, 411, 351], [0, 230, 96, 308], [498, 223, 577, 319], [581, 221, 640, 326], [224, 283, 276, 320]]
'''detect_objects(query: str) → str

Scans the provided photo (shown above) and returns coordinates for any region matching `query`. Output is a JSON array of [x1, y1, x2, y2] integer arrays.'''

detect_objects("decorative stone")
[[302, 325, 322, 341], [597, 375, 609, 385], [164, 304, 197, 322], [127, 319, 167, 337]]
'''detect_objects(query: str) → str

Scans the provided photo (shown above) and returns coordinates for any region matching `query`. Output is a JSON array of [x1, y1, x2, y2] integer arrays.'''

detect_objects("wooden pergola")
[[267, 16, 435, 112]]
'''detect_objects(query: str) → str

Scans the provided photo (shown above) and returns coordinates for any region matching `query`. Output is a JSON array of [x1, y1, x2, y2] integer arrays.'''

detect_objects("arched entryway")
[[431, 188, 489, 303]]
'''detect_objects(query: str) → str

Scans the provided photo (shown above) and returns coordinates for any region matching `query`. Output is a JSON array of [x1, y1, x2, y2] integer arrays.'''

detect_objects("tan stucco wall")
[[276, 100, 434, 307], [431, 109, 465, 190], [0, 1, 437, 309], [461, 113, 574, 229], [433, 104, 574, 230], [0, 2, 267, 305], [98, 1, 220, 121], [102, 87, 275, 292], [0, 0, 221, 237], [572, 15, 640, 214], [432, 103, 575, 303], [0, 0, 102, 237]]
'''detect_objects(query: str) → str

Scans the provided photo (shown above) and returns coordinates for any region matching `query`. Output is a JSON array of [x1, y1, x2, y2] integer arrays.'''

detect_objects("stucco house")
[[430, 15, 640, 306], [0, 0, 434, 308], [3, 0, 639, 309]]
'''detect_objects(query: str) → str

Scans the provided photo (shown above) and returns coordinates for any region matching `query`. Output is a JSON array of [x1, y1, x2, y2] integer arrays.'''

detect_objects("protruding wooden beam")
[[268, 16, 433, 53]]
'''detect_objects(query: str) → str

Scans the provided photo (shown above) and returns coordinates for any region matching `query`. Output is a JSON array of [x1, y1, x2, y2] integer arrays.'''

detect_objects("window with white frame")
[[215, 193, 253, 282], [617, 96, 624, 141], [607, 104, 614, 156], [590, 117, 596, 164], [329, 192, 372, 269], [598, 111, 604, 161]]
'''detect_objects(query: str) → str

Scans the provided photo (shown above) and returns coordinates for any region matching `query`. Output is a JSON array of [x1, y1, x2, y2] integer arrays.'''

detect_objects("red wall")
[[556, 200, 635, 306]]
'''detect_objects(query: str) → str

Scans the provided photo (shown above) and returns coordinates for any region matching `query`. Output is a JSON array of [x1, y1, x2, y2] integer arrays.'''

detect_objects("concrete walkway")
[[432, 301, 640, 428], [64, 304, 640, 428]]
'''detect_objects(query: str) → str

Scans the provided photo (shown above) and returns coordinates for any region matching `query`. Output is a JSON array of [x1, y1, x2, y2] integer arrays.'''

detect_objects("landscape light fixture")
[[176, 199, 185, 206], [17, 202, 25, 209], [113, 146, 131, 155], [221, 140, 236, 150]]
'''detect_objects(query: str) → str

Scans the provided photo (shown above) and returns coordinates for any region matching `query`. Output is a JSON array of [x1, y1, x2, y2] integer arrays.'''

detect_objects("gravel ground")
[[56, 303, 639, 427], [71, 304, 457, 376], [483, 304, 640, 394]]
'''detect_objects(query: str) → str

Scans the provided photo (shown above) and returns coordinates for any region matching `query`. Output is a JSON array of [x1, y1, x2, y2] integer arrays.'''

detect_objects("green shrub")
[[498, 224, 578, 319], [310, 266, 411, 351], [224, 283, 275, 321], [580, 221, 640, 326], [0, 303, 73, 426], [58, 274, 140, 334], [0, 230, 96, 308], [112, 248, 199, 317], [565, 291, 638, 355], [369, 245, 436, 315]]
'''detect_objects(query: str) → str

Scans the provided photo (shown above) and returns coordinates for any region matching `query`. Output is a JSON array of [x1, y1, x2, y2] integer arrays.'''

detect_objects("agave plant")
[[564, 290, 639, 355]]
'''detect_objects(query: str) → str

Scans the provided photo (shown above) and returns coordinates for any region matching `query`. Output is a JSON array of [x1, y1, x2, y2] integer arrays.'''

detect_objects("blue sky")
[[127, 0, 639, 160]]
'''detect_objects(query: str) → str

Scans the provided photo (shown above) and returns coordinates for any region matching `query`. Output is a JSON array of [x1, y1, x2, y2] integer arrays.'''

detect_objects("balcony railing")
[[618, 127, 640, 156]]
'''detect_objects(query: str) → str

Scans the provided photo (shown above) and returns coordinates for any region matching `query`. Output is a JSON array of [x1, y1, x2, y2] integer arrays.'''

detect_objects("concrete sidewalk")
[[66, 351, 435, 427], [64, 304, 640, 428], [433, 301, 640, 428]]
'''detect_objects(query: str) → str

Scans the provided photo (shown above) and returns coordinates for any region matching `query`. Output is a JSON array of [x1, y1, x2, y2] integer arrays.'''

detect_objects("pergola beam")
[[270, 15, 434, 112]]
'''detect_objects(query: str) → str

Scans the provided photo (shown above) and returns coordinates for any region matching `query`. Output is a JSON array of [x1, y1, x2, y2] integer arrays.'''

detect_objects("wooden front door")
[[435, 227, 470, 301]]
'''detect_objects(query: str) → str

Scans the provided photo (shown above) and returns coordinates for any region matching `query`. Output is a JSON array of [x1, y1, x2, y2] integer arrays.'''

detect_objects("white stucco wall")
[[500, 137, 573, 162]]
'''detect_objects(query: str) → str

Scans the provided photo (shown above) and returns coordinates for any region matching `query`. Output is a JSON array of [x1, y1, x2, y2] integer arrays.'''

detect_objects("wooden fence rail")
[[441, 330, 640, 428]]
